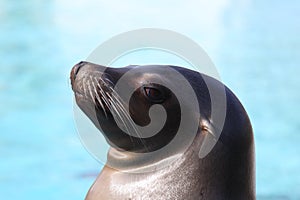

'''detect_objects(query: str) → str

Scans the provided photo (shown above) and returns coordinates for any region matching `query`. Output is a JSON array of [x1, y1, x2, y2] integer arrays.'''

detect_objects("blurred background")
[[1, 0, 299, 199]]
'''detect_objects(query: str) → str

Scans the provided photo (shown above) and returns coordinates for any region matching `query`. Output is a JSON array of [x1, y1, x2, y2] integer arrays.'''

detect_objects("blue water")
[[1, 0, 299, 199]]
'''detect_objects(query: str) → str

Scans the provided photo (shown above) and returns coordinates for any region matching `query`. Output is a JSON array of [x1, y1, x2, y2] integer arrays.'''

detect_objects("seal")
[[70, 61, 255, 200]]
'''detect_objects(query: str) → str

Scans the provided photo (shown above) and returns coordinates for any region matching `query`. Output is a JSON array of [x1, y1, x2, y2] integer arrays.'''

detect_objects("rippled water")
[[1, 0, 299, 199]]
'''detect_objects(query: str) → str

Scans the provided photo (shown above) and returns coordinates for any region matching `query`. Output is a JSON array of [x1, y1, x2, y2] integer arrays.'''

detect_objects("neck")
[[106, 147, 185, 173], [87, 141, 254, 200]]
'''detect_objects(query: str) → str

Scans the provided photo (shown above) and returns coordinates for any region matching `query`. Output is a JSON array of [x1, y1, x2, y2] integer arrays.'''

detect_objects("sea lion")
[[70, 61, 255, 200]]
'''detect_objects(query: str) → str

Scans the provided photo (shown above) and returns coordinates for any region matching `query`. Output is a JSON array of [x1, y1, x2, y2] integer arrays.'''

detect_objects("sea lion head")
[[70, 61, 252, 172], [70, 61, 206, 156]]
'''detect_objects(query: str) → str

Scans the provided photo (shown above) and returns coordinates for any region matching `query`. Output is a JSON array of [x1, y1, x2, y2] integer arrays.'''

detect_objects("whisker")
[[87, 78, 95, 104], [91, 78, 108, 118], [109, 91, 149, 151], [99, 89, 112, 112], [106, 93, 134, 143], [90, 75, 149, 151], [109, 100, 132, 138], [83, 76, 88, 98]]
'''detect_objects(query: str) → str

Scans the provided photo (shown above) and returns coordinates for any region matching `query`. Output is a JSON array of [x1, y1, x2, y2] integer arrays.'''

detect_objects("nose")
[[70, 61, 87, 81]]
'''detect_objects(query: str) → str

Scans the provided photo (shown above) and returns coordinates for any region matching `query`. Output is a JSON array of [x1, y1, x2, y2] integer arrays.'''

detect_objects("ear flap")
[[198, 119, 219, 159]]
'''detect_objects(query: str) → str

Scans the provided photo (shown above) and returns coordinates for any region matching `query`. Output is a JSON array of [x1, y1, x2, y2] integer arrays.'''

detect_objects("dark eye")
[[144, 87, 165, 103]]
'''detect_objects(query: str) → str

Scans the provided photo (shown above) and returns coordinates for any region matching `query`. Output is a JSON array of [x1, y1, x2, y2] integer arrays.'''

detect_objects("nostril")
[[74, 61, 86, 76], [71, 61, 87, 83]]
